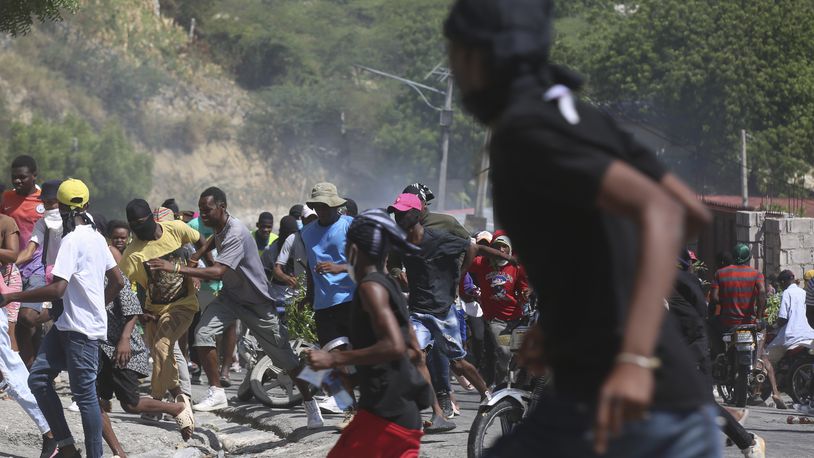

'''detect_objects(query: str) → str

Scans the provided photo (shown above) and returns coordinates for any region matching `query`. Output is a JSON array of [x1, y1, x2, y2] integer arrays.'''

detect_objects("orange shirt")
[[2, 188, 44, 245]]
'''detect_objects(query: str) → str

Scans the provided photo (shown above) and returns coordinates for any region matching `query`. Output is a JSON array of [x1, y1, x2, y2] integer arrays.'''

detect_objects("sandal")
[[174, 394, 195, 441]]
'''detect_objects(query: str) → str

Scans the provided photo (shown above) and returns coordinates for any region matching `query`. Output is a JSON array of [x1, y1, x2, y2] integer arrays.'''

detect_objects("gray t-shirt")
[[214, 215, 274, 306]]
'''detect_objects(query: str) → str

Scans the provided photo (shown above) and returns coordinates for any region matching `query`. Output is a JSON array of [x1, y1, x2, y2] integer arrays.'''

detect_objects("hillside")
[[0, 0, 328, 221]]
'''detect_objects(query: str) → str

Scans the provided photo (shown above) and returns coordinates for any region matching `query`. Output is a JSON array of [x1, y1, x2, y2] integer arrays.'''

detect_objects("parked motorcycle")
[[467, 321, 548, 458], [770, 341, 814, 405], [712, 323, 763, 407]]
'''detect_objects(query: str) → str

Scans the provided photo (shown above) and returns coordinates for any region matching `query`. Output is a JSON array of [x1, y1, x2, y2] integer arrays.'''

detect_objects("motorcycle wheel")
[[467, 398, 524, 458], [789, 356, 814, 405], [734, 364, 749, 408], [249, 340, 318, 408], [236, 373, 254, 402]]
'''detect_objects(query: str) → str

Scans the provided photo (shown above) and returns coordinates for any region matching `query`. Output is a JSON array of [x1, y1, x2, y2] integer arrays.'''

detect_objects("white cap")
[[302, 204, 317, 219]]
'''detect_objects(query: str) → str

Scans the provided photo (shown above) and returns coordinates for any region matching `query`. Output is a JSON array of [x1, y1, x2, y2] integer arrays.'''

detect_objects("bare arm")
[[593, 160, 686, 453], [306, 281, 406, 369], [0, 230, 20, 265], [3, 278, 68, 305], [115, 315, 138, 368], [104, 267, 125, 306], [755, 281, 767, 319], [147, 257, 228, 282], [15, 241, 37, 266], [190, 235, 216, 267], [273, 263, 298, 289]]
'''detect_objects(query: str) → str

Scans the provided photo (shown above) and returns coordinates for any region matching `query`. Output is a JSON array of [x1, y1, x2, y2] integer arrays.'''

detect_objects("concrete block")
[[787, 218, 814, 233], [788, 249, 814, 265], [780, 235, 802, 249], [764, 218, 783, 234], [736, 211, 757, 227]]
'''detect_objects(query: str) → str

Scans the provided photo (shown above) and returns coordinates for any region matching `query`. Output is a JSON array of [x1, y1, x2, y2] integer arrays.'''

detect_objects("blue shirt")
[[301, 215, 356, 310]]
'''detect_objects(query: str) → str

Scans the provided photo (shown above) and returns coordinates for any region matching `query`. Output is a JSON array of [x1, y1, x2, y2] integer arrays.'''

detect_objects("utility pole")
[[741, 129, 748, 208], [438, 77, 453, 211], [474, 130, 491, 217]]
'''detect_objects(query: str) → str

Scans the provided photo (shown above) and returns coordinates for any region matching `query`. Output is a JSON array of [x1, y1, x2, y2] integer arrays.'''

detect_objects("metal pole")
[[438, 77, 453, 211], [741, 129, 748, 208], [475, 130, 491, 217]]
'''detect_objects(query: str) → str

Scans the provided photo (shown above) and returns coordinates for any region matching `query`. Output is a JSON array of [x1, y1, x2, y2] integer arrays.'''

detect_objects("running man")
[[6, 179, 125, 458], [445, 0, 717, 455], [153, 187, 323, 428]]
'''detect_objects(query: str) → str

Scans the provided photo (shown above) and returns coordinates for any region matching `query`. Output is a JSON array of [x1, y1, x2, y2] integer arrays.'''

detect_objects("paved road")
[[2, 370, 813, 457]]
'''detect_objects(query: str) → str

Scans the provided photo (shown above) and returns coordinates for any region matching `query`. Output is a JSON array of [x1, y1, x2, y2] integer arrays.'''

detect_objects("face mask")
[[461, 85, 510, 125], [296, 220, 303, 230], [130, 218, 158, 241], [44, 208, 62, 228]]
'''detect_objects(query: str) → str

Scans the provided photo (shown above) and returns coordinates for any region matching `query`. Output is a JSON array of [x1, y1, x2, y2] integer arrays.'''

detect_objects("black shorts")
[[314, 301, 353, 348], [97, 353, 143, 407]]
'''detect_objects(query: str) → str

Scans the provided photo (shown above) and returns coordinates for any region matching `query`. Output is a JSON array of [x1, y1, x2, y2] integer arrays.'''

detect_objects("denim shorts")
[[410, 305, 467, 360], [20, 274, 46, 312]]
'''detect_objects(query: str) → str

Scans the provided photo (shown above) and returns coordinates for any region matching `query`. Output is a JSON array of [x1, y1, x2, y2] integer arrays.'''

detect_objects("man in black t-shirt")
[[445, 1, 718, 456], [388, 193, 513, 403]]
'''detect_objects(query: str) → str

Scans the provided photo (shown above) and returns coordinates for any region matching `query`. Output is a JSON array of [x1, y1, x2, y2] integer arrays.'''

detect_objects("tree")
[[5, 115, 153, 218], [564, 0, 814, 196], [0, 0, 78, 36]]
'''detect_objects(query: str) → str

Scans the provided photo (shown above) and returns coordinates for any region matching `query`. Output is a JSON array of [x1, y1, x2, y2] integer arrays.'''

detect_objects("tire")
[[789, 356, 814, 405], [236, 374, 254, 402], [249, 340, 317, 409], [734, 364, 749, 408], [467, 398, 524, 458]]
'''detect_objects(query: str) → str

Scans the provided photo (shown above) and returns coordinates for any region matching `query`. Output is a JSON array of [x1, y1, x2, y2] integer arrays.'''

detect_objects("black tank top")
[[350, 271, 430, 430]]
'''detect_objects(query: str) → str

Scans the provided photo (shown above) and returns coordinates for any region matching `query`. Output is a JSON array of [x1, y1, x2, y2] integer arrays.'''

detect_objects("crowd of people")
[[3, 0, 814, 457]]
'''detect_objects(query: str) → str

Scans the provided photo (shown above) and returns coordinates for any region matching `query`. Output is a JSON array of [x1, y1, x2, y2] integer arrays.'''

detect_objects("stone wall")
[[735, 211, 767, 273], [763, 217, 814, 279]]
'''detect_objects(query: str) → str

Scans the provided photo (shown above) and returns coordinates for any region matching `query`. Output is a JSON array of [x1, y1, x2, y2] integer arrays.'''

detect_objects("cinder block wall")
[[743, 212, 814, 279]]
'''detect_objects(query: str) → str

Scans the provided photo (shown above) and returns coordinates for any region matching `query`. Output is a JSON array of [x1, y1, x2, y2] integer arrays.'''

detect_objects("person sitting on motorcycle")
[[766, 270, 814, 366], [467, 234, 530, 386], [711, 244, 785, 408]]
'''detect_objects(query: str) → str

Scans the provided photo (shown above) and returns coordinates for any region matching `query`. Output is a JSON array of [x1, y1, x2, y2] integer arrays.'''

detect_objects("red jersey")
[[711, 264, 765, 327], [468, 256, 529, 321], [1, 188, 43, 246]]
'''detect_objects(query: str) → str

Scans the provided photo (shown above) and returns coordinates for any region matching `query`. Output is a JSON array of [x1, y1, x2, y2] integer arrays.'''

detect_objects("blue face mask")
[[296, 220, 303, 230]]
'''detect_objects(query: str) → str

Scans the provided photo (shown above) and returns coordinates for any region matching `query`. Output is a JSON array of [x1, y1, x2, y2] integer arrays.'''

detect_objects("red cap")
[[388, 193, 423, 213]]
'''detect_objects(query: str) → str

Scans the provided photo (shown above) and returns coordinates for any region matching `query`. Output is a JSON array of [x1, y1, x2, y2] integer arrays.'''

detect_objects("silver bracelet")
[[615, 352, 661, 370]]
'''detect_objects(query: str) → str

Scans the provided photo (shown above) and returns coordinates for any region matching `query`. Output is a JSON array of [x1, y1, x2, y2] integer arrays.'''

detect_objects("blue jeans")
[[28, 328, 103, 457], [411, 305, 467, 360], [487, 395, 721, 458]]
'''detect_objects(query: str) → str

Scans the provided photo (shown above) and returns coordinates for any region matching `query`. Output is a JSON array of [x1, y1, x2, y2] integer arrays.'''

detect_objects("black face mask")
[[461, 84, 510, 125], [130, 218, 158, 241]]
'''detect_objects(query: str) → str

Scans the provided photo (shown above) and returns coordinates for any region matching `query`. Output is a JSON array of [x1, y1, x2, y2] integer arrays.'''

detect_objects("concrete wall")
[[736, 210, 813, 279]]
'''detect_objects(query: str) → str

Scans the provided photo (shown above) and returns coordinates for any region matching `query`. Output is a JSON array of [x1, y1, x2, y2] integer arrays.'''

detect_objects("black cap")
[[289, 204, 304, 218], [40, 180, 63, 201], [778, 270, 795, 284], [402, 183, 435, 204]]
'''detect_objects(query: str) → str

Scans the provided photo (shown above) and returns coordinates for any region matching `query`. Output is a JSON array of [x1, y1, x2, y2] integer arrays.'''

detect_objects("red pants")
[[328, 409, 423, 458]]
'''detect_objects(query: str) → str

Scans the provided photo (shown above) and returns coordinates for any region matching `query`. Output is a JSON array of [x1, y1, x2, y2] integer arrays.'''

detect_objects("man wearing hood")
[[467, 234, 529, 386], [445, 0, 717, 455]]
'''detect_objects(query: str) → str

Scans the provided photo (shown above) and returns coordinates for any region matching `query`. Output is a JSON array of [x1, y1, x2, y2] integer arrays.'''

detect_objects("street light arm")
[[354, 64, 444, 111]]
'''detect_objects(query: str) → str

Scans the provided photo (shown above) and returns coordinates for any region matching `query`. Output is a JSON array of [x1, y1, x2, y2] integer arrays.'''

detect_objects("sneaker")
[[424, 414, 456, 434], [438, 393, 454, 419], [741, 434, 765, 458], [452, 401, 461, 417], [303, 399, 324, 429], [230, 361, 242, 373], [66, 401, 79, 412], [140, 412, 162, 423], [316, 395, 344, 414], [338, 409, 356, 430], [219, 376, 232, 388], [193, 386, 228, 412], [39, 435, 57, 458]]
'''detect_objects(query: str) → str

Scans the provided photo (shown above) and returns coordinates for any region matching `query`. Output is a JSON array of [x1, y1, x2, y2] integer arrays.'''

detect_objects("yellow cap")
[[57, 179, 90, 209], [804, 270, 814, 282]]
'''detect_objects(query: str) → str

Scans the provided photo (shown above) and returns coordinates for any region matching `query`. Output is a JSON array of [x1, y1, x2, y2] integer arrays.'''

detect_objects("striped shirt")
[[806, 279, 814, 309], [711, 265, 765, 327]]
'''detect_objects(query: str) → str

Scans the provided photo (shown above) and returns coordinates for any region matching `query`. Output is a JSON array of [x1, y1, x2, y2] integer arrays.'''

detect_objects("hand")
[[316, 262, 345, 275], [305, 349, 335, 370], [593, 363, 654, 454], [115, 341, 132, 368], [192, 278, 201, 291], [146, 258, 174, 273], [517, 325, 546, 375], [141, 312, 158, 323], [284, 275, 298, 289]]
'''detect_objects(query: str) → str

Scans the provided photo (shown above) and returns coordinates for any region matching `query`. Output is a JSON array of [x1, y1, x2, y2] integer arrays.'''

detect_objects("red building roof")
[[700, 195, 814, 217]]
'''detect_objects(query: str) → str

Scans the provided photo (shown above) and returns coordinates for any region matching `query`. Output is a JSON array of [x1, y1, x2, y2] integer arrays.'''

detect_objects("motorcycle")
[[769, 339, 814, 405], [467, 320, 548, 458], [712, 323, 763, 407]]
